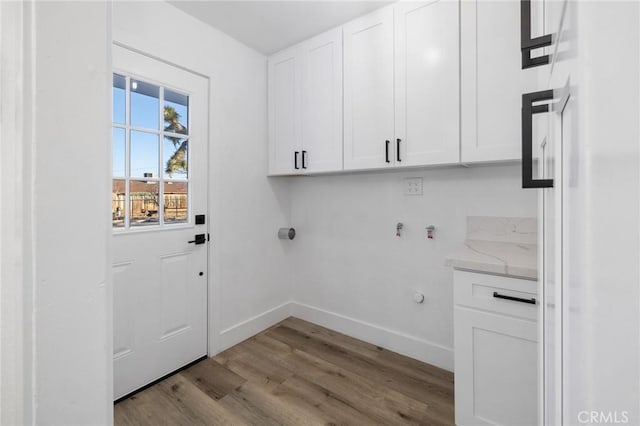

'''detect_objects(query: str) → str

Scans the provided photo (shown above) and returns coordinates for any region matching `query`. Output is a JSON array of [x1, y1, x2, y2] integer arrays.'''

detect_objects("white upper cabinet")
[[461, 0, 542, 163], [268, 0, 538, 174], [268, 29, 343, 175], [268, 46, 302, 175], [395, 0, 460, 166], [301, 28, 343, 173], [344, 2, 460, 171], [343, 6, 395, 171]]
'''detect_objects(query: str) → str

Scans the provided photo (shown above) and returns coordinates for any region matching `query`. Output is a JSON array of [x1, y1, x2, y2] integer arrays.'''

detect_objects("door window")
[[112, 74, 190, 229]]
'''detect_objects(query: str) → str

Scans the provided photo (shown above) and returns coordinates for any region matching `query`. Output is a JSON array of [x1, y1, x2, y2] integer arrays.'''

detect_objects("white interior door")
[[111, 45, 209, 400]]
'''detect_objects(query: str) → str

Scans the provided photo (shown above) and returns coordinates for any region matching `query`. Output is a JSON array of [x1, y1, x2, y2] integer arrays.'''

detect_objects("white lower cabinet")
[[454, 271, 538, 426]]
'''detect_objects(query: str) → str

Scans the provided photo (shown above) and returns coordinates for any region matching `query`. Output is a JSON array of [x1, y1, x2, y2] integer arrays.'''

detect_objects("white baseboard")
[[290, 302, 453, 372], [217, 301, 292, 352], [215, 301, 453, 372]]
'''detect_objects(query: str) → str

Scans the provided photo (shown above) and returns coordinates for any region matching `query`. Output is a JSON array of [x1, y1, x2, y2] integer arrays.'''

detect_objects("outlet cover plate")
[[404, 177, 423, 196]]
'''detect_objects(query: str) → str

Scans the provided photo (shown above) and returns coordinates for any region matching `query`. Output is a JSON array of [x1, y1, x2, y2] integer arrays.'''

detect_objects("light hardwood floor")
[[115, 317, 454, 425]]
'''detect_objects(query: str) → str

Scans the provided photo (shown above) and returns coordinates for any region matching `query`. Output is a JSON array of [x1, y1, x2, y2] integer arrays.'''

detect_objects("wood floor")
[[115, 317, 454, 425]]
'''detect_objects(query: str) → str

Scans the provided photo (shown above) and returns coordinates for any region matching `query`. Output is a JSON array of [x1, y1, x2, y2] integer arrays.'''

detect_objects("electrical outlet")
[[404, 177, 423, 196]]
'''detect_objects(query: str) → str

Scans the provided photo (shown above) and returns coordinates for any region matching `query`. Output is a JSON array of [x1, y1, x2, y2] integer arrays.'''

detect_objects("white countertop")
[[446, 239, 538, 280]]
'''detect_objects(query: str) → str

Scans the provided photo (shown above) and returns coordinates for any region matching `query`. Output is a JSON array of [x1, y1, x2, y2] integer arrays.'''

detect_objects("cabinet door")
[[268, 47, 301, 175], [343, 6, 394, 171], [394, 0, 459, 166], [461, 0, 542, 163], [455, 306, 538, 426], [301, 28, 343, 173]]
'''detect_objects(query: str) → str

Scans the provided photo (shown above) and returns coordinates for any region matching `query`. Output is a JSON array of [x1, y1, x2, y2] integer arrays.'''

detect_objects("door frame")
[[538, 78, 571, 426], [555, 79, 570, 426], [0, 1, 31, 424], [110, 41, 217, 366]]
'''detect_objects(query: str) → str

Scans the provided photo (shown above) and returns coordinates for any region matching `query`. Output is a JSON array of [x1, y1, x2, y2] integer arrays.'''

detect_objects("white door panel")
[[113, 233, 207, 400], [395, 0, 459, 166], [268, 48, 302, 175], [112, 45, 208, 400], [301, 28, 343, 173], [461, 0, 543, 163], [113, 261, 136, 359], [455, 306, 538, 426], [343, 6, 395, 170]]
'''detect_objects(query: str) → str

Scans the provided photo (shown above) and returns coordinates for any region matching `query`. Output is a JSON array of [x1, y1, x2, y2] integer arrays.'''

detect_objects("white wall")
[[289, 164, 537, 370], [28, 1, 112, 424], [112, 2, 292, 354]]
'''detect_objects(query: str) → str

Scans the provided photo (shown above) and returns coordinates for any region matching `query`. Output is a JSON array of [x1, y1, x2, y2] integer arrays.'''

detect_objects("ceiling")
[[169, 1, 391, 55]]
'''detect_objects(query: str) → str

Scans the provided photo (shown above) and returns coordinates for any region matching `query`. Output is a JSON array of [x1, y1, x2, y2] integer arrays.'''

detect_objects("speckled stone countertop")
[[446, 217, 538, 280]]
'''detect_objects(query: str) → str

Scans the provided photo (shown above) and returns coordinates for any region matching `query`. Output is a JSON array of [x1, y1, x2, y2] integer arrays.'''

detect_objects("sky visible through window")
[[112, 75, 189, 180]]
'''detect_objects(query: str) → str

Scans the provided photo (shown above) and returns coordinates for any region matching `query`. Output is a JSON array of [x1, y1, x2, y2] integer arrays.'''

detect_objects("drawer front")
[[454, 270, 538, 320]]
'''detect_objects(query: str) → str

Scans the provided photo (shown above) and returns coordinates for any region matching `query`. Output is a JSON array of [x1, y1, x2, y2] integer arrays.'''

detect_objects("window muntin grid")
[[112, 73, 190, 230]]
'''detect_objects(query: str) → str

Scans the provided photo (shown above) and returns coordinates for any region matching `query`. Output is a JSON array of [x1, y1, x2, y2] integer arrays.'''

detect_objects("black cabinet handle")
[[522, 89, 554, 188], [521, 0, 552, 69], [396, 138, 402, 162], [294, 151, 300, 170], [493, 291, 536, 305], [302, 150, 307, 169], [385, 140, 390, 163]]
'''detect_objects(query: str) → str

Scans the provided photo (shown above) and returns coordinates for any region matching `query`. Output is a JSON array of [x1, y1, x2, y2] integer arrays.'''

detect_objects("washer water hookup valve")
[[426, 225, 435, 239]]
